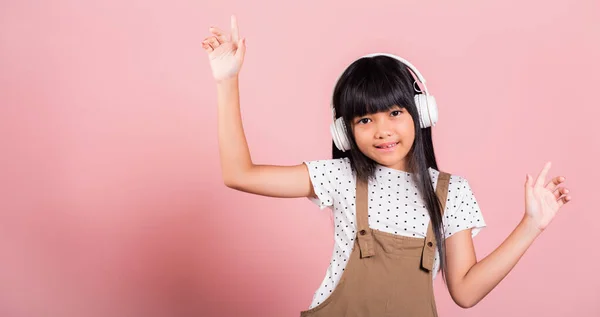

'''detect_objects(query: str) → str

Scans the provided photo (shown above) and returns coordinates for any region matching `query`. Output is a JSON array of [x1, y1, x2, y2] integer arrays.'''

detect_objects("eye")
[[357, 118, 371, 124], [391, 110, 402, 117]]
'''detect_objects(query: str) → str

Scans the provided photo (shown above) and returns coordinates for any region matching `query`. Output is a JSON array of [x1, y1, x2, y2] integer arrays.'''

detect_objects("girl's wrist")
[[216, 75, 239, 86], [519, 215, 543, 238]]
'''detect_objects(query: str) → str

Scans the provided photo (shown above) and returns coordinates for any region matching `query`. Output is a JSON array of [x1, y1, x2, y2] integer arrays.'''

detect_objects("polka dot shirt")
[[303, 157, 486, 309]]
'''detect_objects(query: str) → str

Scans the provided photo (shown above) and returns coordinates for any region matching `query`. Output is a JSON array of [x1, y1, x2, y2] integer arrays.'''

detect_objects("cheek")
[[352, 128, 371, 148], [403, 126, 415, 141], [398, 120, 416, 140]]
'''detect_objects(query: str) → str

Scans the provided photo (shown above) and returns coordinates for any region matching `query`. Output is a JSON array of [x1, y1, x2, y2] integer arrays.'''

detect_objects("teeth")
[[378, 143, 396, 148]]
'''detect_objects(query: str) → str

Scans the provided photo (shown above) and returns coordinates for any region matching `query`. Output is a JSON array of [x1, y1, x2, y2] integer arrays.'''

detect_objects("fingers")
[[207, 36, 220, 47], [555, 183, 572, 208], [556, 194, 572, 208], [552, 187, 569, 200], [202, 40, 213, 52], [231, 15, 240, 43], [546, 175, 566, 192], [204, 15, 239, 53], [202, 36, 220, 52], [525, 174, 532, 187], [209, 26, 229, 43], [202, 38, 214, 53], [534, 161, 551, 188]]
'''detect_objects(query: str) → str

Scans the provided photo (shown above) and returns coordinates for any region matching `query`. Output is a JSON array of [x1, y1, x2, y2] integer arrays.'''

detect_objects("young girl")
[[202, 15, 572, 316]]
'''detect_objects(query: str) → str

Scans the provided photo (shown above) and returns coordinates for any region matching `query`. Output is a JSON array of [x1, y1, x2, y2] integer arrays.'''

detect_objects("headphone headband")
[[359, 53, 428, 91], [333, 53, 430, 103]]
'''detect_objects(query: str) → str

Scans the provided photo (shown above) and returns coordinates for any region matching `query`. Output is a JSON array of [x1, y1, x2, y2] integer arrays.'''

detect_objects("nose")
[[374, 119, 393, 139]]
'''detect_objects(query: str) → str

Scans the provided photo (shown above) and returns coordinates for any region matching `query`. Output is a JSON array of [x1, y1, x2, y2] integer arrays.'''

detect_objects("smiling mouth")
[[375, 142, 399, 149]]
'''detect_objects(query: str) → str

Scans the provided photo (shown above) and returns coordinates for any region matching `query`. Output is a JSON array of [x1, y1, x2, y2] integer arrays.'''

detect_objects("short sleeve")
[[443, 176, 486, 239], [303, 158, 353, 210]]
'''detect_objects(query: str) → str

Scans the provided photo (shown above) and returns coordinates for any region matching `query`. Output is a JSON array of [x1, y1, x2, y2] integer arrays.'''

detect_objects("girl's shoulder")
[[302, 157, 354, 210], [432, 170, 486, 238], [304, 157, 353, 177], [304, 157, 351, 166], [427, 167, 467, 184]]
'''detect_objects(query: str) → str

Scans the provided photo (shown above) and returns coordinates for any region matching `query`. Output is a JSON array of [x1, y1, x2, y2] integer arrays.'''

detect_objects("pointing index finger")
[[535, 161, 552, 188], [231, 15, 240, 43]]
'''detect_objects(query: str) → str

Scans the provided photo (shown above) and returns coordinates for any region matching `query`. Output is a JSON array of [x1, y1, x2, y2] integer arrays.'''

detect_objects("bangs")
[[336, 56, 415, 120]]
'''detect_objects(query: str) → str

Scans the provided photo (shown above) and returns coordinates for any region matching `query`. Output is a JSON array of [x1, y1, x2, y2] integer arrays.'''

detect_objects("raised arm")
[[444, 162, 571, 308], [203, 15, 315, 199]]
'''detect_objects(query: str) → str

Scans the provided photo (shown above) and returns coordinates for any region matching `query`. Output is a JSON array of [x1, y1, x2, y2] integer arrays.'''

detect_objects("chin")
[[374, 152, 409, 167], [370, 155, 398, 165]]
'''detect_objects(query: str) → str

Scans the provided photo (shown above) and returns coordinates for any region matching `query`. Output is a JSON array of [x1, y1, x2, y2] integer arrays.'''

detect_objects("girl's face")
[[351, 105, 415, 172]]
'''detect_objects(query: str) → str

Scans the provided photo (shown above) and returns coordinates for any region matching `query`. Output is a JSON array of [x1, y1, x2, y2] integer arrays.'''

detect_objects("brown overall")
[[300, 172, 451, 317]]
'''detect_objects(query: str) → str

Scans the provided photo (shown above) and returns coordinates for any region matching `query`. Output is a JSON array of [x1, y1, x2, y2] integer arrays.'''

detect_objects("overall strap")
[[355, 178, 375, 258], [421, 171, 451, 271]]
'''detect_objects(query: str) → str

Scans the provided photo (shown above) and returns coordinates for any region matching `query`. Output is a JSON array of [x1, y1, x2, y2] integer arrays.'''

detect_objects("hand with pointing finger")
[[524, 162, 572, 232], [202, 15, 246, 82]]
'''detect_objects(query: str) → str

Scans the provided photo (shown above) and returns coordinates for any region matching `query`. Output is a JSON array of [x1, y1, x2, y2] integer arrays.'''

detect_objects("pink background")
[[1, 0, 598, 316]]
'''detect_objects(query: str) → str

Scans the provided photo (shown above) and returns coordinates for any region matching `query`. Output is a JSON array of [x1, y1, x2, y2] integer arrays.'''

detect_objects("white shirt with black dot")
[[303, 157, 486, 309]]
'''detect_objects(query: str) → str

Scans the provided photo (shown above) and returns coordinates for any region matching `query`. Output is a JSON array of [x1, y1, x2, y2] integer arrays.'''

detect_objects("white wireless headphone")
[[330, 53, 439, 152]]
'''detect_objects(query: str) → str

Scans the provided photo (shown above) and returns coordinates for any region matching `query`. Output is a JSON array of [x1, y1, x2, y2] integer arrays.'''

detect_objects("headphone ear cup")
[[414, 94, 438, 128], [330, 117, 351, 151]]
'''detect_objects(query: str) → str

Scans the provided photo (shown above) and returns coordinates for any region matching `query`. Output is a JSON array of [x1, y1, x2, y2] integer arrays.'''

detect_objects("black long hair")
[[331, 55, 447, 281]]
